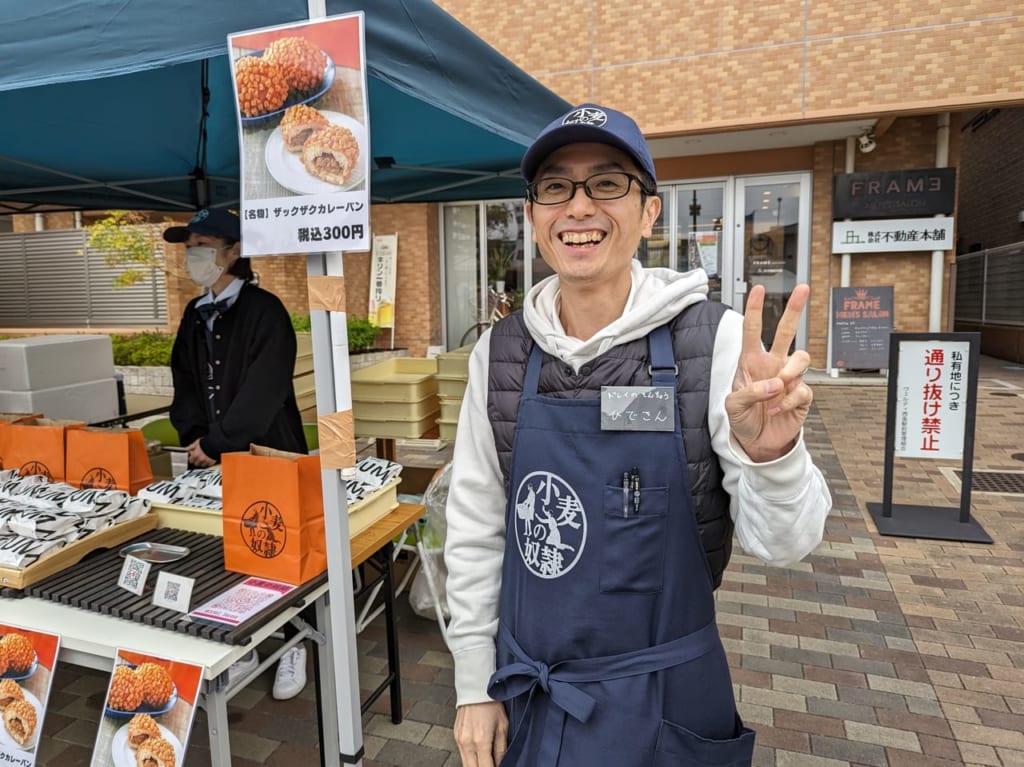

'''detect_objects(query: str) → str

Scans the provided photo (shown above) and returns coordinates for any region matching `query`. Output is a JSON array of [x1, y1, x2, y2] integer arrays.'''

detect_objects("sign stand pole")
[[867, 332, 991, 543]]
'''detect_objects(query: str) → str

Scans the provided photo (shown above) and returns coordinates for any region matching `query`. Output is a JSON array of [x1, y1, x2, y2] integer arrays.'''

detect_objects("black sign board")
[[831, 286, 894, 369], [866, 332, 991, 543], [833, 168, 956, 219]]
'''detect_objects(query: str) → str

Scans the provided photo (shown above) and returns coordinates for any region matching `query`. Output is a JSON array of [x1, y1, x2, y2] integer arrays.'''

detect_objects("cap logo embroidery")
[[190, 209, 210, 224], [562, 107, 607, 127]]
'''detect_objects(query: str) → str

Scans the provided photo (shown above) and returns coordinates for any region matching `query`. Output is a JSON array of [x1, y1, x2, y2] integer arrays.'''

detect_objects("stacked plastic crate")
[[434, 344, 474, 442], [350, 358, 440, 439]]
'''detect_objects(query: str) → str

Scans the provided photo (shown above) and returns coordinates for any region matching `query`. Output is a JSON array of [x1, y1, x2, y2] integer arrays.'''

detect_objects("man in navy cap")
[[164, 208, 309, 699], [443, 105, 832, 766]]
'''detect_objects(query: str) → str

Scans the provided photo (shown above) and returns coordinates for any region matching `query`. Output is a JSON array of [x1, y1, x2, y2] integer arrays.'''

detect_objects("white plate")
[[111, 721, 184, 767], [0, 687, 42, 752], [264, 109, 367, 194]]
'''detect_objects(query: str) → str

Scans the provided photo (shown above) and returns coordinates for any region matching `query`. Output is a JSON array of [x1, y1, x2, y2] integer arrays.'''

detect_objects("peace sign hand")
[[725, 284, 813, 463]]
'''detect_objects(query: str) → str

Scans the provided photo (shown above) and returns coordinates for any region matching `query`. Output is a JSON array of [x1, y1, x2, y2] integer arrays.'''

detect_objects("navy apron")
[[487, 324, 755, 766]]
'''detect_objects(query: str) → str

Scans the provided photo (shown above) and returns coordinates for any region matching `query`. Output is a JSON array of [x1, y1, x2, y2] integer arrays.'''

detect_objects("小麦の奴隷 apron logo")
[[513, 471, 587, 578]]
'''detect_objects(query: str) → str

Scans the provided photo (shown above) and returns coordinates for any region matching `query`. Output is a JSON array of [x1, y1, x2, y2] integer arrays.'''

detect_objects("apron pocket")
[[600, 484, 667, 594], [653, 716, 755, 766]]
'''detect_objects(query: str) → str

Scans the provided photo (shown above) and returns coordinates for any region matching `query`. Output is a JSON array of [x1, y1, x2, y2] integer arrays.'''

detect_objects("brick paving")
[[27, 356, 1024, 766]]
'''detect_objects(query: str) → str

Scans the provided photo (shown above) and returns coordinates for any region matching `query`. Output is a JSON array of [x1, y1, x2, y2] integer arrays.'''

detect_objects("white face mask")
[[185, 246, 226, 288]]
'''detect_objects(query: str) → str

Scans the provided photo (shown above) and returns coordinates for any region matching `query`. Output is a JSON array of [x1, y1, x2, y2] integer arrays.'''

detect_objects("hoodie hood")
[[523, 260, 709, 370]]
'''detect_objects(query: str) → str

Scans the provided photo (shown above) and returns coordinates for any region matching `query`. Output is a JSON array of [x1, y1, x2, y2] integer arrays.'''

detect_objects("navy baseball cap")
[[520, 103, 657, 185], [162, 208, 240, 243]]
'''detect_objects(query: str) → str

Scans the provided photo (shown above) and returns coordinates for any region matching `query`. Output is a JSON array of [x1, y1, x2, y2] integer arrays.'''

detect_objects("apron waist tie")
[[487, 621, 721, 766]]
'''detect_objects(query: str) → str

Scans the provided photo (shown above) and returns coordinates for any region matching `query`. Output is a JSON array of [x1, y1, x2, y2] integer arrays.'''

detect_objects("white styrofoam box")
[[0, 378, 118, 424], [0, 335, 115, 391]]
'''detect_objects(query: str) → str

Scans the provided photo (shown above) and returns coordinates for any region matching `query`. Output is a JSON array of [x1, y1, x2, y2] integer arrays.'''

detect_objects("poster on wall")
[[893, 339, 970, 460], [0, 624, 60, 767], [688, 231, 719, 275], [368, 234, 398, 329], [831, 286, 894, 369], [90, 649, 203, 767], [228, 12, 371, 256]]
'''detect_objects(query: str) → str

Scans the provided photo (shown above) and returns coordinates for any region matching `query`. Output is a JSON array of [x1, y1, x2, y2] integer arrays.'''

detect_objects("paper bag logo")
[[240, 501, 287, 559], [81, 467, 116, 490], [20, 461, 52, 481]]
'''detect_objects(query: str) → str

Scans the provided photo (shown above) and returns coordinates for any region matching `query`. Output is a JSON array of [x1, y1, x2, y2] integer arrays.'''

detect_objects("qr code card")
[[152, 571, 195, 612], [117, 554, 151, 595]]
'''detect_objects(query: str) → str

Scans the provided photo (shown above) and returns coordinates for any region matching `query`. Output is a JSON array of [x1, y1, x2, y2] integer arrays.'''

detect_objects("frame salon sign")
[[831, 217, 954, 253], [833, 168, 956, 219]]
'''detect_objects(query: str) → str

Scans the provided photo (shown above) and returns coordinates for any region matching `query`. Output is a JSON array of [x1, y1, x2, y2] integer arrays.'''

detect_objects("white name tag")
[[600, 386, 675, 431]]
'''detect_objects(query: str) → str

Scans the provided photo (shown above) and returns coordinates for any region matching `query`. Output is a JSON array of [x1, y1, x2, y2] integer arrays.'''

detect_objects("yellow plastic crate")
[[436, 374, 468, 399], [153, 501, 223, 535], [355, 410, 440, 439], [153, 478, 400, 540], [439, 398, 463, 422], [436, 343, 475, 377], [350, 358, 438, 402], [348, 477, 400, 537], [437, 417, 458, 442], [354, 394, 439, 420], [293, 371, 317, 411]]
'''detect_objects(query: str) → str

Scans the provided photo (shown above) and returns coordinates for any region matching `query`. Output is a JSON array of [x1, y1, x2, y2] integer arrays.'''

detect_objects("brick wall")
[[957, 108, 1024, 252], [437, 0, 1024, 134], [806, 114, 959, 366]]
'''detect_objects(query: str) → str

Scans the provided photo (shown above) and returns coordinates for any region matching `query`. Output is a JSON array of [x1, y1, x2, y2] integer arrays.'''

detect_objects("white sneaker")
[[225, 649, 258, 688], [272, 645, 307, 700]]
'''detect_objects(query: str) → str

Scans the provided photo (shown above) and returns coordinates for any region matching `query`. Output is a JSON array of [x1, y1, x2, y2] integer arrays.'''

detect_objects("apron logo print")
[[514, 471, 587, 579]]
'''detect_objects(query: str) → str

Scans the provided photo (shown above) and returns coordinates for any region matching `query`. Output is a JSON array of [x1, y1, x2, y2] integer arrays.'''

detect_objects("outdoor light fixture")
[[857, 130, 877, 154]]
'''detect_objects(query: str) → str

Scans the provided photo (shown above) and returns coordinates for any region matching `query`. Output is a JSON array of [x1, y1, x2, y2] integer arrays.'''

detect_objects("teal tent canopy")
[[0, 0, 570, 211]]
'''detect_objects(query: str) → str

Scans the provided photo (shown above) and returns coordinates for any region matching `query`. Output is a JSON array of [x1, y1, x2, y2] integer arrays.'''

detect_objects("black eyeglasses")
[[526, 171, 653, 205]]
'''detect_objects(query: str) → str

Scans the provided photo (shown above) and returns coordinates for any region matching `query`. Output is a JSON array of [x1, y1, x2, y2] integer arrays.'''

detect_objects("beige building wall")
[[438, 0, 1024, 133], [436, 0, 1005, 367]]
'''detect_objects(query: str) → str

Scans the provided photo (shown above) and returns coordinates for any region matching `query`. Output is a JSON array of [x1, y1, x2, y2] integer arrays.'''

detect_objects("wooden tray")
[[0, 514, 158, 590]]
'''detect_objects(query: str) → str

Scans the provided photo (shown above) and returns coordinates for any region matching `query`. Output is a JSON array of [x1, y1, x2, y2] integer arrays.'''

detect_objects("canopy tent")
[[0, 0, 570, 212]]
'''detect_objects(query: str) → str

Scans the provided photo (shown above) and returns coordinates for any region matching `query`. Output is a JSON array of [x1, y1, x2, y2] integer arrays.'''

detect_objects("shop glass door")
[[729, 174, 810, 349]]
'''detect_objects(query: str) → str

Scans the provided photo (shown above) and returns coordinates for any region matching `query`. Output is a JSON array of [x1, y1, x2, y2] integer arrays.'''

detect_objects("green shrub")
[[347, 317, 379, 353], [290, 312, 312, 333], [111, 332, 174, 366]]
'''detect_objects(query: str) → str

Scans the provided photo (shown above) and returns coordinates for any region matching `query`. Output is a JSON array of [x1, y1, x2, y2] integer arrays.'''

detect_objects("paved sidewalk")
[[31, 356, 1024, 766]]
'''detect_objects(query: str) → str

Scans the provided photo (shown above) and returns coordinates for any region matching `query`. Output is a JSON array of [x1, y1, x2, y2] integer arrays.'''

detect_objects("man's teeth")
[[560, 231, 605, 244]]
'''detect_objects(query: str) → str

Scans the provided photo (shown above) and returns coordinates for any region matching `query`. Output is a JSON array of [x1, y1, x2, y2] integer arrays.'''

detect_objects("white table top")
[[1, 583, 327, 678]]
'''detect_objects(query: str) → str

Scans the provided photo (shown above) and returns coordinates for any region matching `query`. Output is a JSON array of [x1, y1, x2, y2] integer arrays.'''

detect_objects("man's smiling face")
[[527, 142, 660, 291]]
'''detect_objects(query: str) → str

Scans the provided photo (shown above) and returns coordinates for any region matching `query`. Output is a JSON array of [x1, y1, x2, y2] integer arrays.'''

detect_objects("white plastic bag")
[[409, 462, 452, 621]]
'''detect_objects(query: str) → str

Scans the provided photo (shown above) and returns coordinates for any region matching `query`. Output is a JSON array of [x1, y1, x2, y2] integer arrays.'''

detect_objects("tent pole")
[[307, 249, 363, 766]]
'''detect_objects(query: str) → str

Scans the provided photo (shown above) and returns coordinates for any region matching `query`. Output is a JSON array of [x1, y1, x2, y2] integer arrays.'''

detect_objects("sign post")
[[866, 332, 992, 542]]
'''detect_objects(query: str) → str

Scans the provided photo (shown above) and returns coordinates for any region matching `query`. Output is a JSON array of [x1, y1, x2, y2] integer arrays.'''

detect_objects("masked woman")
[[165, 208, 305, 469], [164, 208, 309, 700]]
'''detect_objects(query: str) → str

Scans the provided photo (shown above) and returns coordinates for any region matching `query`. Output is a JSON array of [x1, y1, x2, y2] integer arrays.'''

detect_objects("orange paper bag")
[[221, 445, 327, 586], [2, 418, 85, 481], [0, 413, 42, 472], [65, 426, 154, 494]]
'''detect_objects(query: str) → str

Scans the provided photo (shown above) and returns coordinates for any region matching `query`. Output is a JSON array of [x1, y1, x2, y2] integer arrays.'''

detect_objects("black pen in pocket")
[[631, 467, 641, 514]]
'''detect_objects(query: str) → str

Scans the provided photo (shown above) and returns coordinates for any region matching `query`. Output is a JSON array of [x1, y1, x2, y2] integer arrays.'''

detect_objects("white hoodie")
[[444, 261, 832, 705]]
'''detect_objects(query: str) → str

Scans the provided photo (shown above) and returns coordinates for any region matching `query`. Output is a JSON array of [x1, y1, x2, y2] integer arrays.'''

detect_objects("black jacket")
[[170, 282, 306, 461]]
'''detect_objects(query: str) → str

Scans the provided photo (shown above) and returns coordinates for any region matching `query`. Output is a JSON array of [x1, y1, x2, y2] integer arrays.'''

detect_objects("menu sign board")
[[90, 649, 204, 767], [229, 13, 371, 256], [0, 624, 60, 767], [831, 286, 894, 369]]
